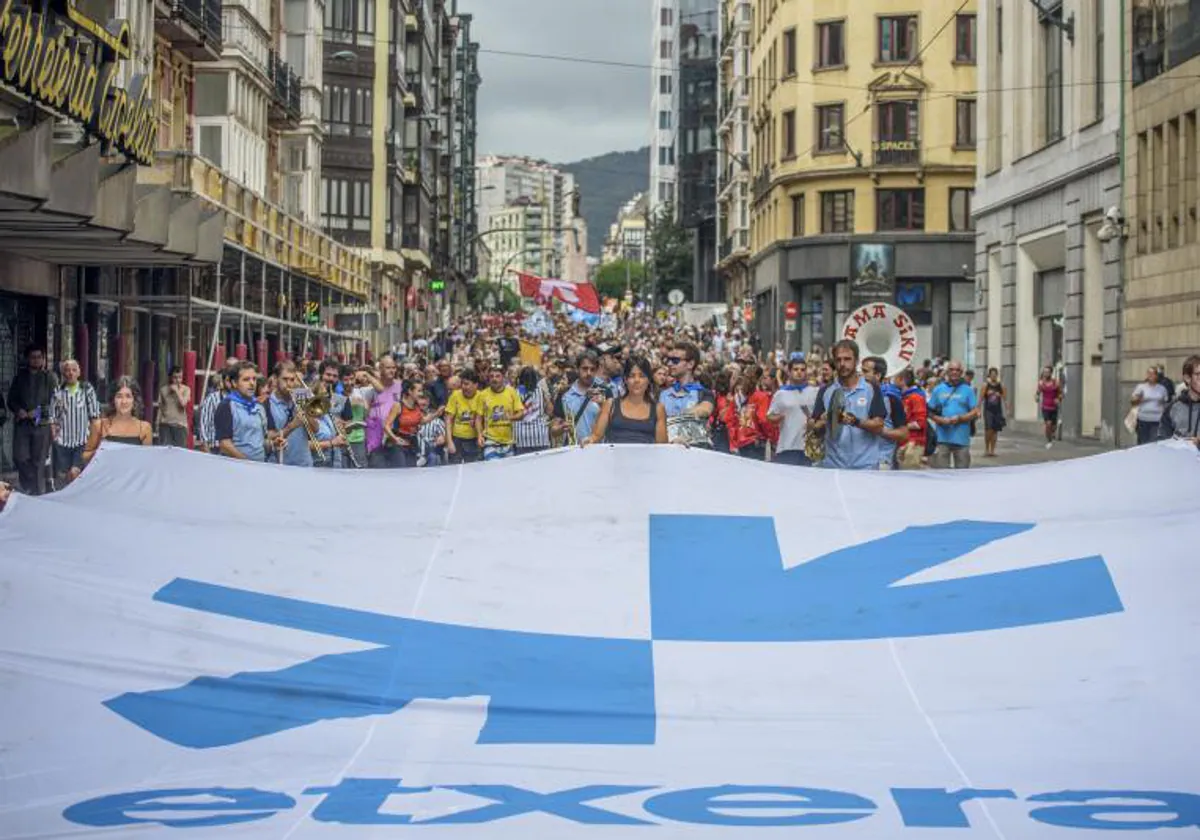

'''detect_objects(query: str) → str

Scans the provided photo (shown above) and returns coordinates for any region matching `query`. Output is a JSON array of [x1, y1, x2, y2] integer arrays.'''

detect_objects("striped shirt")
[[418, 417, 446, 450], [198, 390, 223, 447], [514, 380, 551, 450], [51, 382, 100, 448]]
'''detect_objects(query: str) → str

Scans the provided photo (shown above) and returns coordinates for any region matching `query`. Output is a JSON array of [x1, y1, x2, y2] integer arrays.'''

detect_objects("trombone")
[[287, 383, 332, 463]]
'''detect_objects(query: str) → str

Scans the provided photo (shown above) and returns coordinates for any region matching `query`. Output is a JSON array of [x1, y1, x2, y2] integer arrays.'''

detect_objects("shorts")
[[483, 443, 514, 461], [1041, 408, 1059, 425]]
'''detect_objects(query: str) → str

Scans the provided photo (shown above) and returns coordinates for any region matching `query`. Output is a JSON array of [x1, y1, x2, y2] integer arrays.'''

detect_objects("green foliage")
[[560, 148, 650, 258], [593, 260, 647, 300], [468, 280, 522, 313], [647, 202, 694, 303]]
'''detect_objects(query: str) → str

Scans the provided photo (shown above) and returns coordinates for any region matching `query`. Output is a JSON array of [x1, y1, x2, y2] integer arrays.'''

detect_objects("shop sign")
[[0, 0, 157, 165], [873, 140, 917, 152]]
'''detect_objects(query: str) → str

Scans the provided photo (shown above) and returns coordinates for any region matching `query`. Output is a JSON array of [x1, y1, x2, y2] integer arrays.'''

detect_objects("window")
[[660, 40, 672, 59], [875, 99, 919, 164], [878, 15, 918, 63], [782, 27, 797, 76], [876, 188, 925, 231], [816, 20, 845, 68], [781, 109, 796, 158], [949, 188, 974, 231], [955, 99, 977, 148], [659, 110, 672, 130], [659, 74, 672, 94], [955, 14, 976, 62], [658, 145, 675, 166], [1093, 0, 1104, 120], [816, 103, 844, 152], [790, 194, 805, 236], [820, 190, 854, 233], [1043, 12, 1063, 143], [660, 7, 672, 26]]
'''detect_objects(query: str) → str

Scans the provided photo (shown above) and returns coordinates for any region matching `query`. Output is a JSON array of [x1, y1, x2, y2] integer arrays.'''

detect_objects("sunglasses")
[[666, 356, 686, 365]]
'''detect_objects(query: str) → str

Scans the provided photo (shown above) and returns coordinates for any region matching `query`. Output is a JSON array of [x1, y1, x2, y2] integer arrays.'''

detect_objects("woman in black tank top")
[[81, 376, 153, 471], [583, 356, 667, 446]]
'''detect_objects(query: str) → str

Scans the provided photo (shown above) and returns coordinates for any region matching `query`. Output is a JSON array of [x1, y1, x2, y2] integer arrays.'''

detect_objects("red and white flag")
[[513, 272, 601, 314]]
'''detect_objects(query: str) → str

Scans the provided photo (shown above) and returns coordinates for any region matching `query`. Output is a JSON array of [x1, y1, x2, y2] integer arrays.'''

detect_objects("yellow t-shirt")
[[445, 389, 483, 440], [477, 386, 524, 446]]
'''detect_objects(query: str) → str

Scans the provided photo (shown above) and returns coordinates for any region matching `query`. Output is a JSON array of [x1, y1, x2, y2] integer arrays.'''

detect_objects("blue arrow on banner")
[[649, 518, 1124, 642]]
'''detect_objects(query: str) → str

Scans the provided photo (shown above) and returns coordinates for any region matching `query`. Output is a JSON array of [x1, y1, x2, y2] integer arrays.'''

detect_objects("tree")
[[594, 260, 647, 300], [647, 202, 694, 305], [468, 280, 522, 313]]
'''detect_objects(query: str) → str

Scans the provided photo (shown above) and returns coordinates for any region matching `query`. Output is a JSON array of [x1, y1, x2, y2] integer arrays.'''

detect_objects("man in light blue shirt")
[[553, 350, 610, 444], [927, 359, 979, 469], [811, 340, 887, 470]]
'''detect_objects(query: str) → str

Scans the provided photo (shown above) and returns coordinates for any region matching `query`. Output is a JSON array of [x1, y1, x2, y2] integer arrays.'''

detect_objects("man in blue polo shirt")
[[927, 359, 979, 469], [810, 339, 887, 470]]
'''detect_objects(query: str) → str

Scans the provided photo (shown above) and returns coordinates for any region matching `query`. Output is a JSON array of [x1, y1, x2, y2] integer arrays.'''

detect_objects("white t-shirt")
[[1133, 382, 1170, 422], [768, 385, 819, 454]]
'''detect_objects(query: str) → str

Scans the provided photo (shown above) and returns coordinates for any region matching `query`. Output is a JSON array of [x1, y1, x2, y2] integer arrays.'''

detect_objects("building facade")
[[745, 0, 978, 357], [650, 0, 679, 213], [975, 0, 1122, 442], [485, 200, 550, 285], [0, 0, 372, 473], [678, 0, 720, 303], [1124, 0, 1200, 430], [320, 0, 479, 344], [603, 193, 650, 265], [476, 155, 579, 280], [715, 0, 752, 319]]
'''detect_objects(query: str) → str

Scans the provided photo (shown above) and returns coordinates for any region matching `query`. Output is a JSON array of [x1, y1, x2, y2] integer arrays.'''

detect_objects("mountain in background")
[[560, 148, 650, 258]]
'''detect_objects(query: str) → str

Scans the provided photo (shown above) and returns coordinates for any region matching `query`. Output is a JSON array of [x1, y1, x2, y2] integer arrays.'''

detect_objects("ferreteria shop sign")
[[0, 0, 155, 165]]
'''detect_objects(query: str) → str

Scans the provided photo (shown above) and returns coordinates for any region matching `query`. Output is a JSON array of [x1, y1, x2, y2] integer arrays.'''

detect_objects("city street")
[[971, 431, 1110, 467]]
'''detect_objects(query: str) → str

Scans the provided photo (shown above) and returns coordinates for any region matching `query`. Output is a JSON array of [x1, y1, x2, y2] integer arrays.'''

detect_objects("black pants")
[[772, 448, 812, 466], [1136, 419, 1159, 445], [449, 437, 480, 464], [14, 422, 52, 495]]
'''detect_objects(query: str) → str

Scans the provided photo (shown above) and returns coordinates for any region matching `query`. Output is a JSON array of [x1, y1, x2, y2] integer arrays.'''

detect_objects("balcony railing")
[[752, 164, 772, 202], [163, 0, 222, 55], [143, 152, 370, 299], [873, 140, 920, 167], [269, 51, 302, 121]]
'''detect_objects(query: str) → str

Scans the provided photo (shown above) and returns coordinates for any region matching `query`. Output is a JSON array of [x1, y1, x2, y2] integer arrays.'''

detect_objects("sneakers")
[[1045, 441, 1053, 450]]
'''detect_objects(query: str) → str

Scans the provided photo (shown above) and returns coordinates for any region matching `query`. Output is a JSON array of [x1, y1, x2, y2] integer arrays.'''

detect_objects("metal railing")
[[145, 152, 370, 299], [269, 51, 302, 120], [873, 140, 920, 167]]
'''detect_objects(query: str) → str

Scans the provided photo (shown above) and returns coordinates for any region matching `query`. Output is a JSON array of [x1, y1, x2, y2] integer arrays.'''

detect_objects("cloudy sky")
[[457, 0, 651, 163]]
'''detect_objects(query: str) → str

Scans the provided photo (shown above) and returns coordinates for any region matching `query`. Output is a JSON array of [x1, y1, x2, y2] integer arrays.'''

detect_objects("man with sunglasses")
[[552, 350, 611, 444], [660, 341, 715, 448]]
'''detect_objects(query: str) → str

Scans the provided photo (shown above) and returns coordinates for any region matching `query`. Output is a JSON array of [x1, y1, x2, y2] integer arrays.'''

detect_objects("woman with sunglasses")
[[582, 356, 667, 446]]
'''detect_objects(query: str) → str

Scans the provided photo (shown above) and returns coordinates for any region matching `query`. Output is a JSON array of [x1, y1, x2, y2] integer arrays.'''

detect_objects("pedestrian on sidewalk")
[[156, 367, 191, 448], [1131, 366, 1170, 445], [982, 367, 1008, 457], [1036, 367, 1062, 449], [7, 344, 57, 496]]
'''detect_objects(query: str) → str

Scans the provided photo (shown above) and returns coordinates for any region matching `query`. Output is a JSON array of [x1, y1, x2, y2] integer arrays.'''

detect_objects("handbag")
[[1123, 406, 1139, 434]]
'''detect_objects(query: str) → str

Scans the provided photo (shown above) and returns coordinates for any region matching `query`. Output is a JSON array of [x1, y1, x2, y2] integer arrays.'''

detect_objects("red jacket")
[[902, 388, 928, 447], [723, 391, 771, 451]]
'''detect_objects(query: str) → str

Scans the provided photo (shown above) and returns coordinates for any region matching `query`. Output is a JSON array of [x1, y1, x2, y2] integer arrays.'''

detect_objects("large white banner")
[[1, 443, 1198, 837]]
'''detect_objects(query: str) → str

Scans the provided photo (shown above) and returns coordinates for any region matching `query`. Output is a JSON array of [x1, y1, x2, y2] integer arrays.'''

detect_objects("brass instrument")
[[803, 419, 825, 464], [291, 383, 332, 463]]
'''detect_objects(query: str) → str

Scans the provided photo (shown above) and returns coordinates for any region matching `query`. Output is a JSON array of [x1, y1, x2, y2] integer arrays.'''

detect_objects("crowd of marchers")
[[2, 313, 1198, 511]]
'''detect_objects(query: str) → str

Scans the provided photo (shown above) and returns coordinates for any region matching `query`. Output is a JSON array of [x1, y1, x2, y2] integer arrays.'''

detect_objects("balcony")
[[156, 0, 223, 60], [873, 139, 920, 167], [752, 164, 772, 203], [145, 152, 370, 299], [268, 51, 302, 123]]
